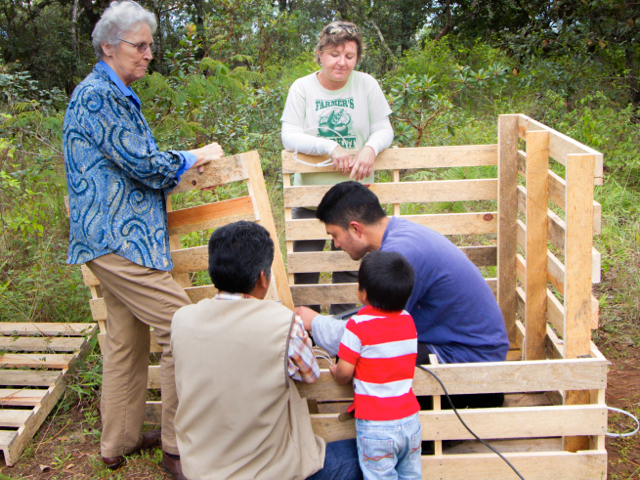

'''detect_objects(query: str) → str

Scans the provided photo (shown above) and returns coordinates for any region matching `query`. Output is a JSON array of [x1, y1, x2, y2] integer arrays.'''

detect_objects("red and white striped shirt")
[[338, 306, 420, 421]]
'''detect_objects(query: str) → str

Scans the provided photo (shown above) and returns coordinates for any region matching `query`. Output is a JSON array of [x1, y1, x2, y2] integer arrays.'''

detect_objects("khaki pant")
[[87, 253, 189, 457]]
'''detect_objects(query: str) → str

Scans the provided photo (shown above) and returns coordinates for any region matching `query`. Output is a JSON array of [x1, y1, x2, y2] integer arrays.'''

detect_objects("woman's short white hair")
[[92, 1, 157, 59]]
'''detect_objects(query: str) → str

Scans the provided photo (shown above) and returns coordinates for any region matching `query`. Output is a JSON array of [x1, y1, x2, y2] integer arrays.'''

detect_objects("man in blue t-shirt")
[[295, 181, 510, 409]]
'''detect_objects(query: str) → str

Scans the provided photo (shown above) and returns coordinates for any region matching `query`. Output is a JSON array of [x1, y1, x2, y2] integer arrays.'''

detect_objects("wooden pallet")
[[283, 114, 609, 479], [0, 323, 97, 466], [69, 150, 292, 421]]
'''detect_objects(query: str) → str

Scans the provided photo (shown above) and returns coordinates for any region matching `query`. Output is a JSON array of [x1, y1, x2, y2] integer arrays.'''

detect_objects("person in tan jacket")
[[171, 221, 362, 480]]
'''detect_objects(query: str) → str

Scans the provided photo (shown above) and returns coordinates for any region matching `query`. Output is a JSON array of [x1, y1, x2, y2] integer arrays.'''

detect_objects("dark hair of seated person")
[[315, 181, 387, 230], [208, 221, 274, 295], [358, 250, 415, 312]]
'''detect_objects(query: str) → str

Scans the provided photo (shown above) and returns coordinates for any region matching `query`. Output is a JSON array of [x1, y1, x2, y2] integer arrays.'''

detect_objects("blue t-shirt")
[[380, 217, 509, 363]]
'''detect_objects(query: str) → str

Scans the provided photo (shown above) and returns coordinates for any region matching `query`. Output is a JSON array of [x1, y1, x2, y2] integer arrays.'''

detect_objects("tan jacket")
[[171, 297, 326, 480]]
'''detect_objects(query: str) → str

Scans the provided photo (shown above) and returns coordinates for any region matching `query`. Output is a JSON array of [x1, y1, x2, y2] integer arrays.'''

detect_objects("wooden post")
[[497, 115, 519, 344], [392, 169, 401, 216], [166, 197, 192, 290], [524, 130, 549, 360], [243, 151, 294, 309], [563, 153, 595, 452]]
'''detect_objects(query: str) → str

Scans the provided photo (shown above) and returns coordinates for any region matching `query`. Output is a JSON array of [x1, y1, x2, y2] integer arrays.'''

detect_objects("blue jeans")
[[355, 413, 422, 480], [307, 439, 363, 480]]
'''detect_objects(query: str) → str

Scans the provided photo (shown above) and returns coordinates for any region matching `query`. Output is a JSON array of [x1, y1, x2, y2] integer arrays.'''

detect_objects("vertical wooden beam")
[[563, 153, 595, 452], [166, 197, 192, 290], [392, 169, 401, 216], [243, 151, 294, 310], [283, 173, 296, 294], [497, 115, 519, 343], [429, 354, 443, 457], [524, 130, 549, 360]]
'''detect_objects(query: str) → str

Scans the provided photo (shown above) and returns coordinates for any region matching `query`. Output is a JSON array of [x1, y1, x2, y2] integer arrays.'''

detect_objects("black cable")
[[417, 365, 526, 480]]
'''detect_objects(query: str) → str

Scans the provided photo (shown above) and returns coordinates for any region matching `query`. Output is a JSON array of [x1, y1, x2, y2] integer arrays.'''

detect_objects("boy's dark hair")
[[358, 251, 415, 311], [208, 221, 274, 295], [316, 181, 386, 230]]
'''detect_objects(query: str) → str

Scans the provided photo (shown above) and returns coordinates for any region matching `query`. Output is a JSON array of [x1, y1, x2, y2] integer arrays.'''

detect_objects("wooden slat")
[[525, 130, 549, 360], [291, 284, 359, 306], [0, 337, 85, 353], [281, 144, 498, 173], [285, 212, 497, 241], [518, 114, 603, 185], [283, 179, 498, 208], [0, 354, 73, 369], [517, 220, 566, 294], [299, 357, 606, 400], [169, 153, 248, 195], [166, 197, 191, 289], [0, 323, 96, 336], [244, 151, 294, 309], [0, 389, 48, 407], [170, 246, 208, 275], [0, 370, 60, 387], [498, 114, 520, 343], [563, 153, 596, 453], [311, 404, 607, 443], [292, 279, 497, 306], [167, 196, 255, 236], [287, 246, 497, 274], [564, 153, 596, 359], [0, 410, 33, 428], [422, 450, 606, 480]]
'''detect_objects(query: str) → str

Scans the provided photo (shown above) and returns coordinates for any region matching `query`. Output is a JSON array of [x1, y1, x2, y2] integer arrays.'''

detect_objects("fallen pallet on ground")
[[0, 323, 97, 466], [283, 114, 608, 479]]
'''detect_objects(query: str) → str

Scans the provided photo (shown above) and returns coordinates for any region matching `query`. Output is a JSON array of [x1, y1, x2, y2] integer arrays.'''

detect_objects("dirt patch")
[[599, 337, 640, 480]]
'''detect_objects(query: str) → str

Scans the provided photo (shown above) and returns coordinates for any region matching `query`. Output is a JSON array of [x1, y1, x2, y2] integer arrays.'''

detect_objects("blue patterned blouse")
[[63, 62, 196, 271]]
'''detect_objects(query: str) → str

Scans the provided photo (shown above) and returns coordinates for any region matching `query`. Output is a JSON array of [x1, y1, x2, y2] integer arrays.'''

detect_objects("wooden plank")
[[81, 264, 99, 287], [0, 370, 60, 387], [422, 450, 606, 479], [243, 151, 294, 309], [498, 114, 520, 343], [564, 154, 595, 360], [170, 246, 208, 275], [291, 284, 359, 306], [311, 404, 607, 443], [169, 153, 248, 195], [300, 357, 606, 400], [285, 212, 498, 241], [0, 389, 48, 407], [288, 246, 497, 274], [147, 365, 161, 389], [281, 144, 498, 173], [517, 220, 567, 296], [167, 196, 255, 236], [518, 114, 603, 185], [563, 153, 595, 453], [525, 130, 549, 360], [166, 197, 191, 289], [0, 337, 85, 353], [0, 410, 33, 428], [0, 354, 73, 369], [283, 179, 498, 208], [0, 323, 96, 337]]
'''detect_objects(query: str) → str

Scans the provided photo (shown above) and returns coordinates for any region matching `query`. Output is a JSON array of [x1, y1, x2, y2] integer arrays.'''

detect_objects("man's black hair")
[[358, 250, 415, 311], [316, 181, 387, 230], [208, 221, 274, 295]]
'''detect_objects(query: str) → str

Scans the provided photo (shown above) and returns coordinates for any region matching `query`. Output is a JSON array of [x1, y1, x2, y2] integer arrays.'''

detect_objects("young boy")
[[330, 250, 422, 480]]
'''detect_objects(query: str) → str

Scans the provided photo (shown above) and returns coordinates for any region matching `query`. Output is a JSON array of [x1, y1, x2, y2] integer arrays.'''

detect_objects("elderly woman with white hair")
[[62, 2, 222, 478]]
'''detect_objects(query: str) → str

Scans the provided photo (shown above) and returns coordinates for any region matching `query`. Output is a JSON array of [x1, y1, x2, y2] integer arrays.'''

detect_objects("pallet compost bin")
[[283, 114, 608, 480]]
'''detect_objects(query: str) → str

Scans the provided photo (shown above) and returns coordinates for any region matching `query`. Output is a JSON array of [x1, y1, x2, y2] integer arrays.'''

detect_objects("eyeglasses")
[[325, 24, 359, 35], [117, 38, 156, 53]]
